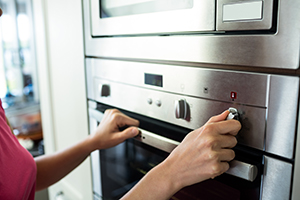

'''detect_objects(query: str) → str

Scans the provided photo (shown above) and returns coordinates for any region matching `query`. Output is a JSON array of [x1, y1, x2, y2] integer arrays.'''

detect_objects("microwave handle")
[[136, 128, 258, 182]]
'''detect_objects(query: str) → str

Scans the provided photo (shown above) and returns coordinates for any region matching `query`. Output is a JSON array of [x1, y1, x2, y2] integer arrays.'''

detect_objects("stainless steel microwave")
[[83, 0, 300, 70], [89, 0, 274, 36]]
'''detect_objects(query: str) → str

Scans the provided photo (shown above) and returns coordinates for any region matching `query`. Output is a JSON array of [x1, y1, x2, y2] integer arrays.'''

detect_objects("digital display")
[[145, 73, 163, 87]]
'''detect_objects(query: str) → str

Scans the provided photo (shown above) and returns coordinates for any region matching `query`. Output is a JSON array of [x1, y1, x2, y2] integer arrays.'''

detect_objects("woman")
[[0, 7, 241, 200]]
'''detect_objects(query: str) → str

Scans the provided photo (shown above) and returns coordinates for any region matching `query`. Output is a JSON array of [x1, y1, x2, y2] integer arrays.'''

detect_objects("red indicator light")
[[231, 92, 237, 99]]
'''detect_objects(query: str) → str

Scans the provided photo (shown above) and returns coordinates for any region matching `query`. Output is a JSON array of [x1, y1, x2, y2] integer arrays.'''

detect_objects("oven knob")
[[227, 107, 239, 121], [175, 99, 189, 120], [100, 84, 110, 97]]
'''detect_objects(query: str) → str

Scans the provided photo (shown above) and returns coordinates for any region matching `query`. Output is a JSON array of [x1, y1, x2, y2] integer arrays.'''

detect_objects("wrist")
[[121, 156, 183, 200], [84, 134, 99, 153], [150, 160, 183, 198]]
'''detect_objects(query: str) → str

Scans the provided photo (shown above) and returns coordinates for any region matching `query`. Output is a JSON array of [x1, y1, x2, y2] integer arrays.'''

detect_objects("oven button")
[[175, 99, 189, 120], [147, 98, 153, 105], [155, 100, 162, 107]]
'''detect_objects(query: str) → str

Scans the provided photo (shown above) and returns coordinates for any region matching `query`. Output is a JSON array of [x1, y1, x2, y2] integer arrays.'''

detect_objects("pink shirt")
[[0, 99, 37, 200]]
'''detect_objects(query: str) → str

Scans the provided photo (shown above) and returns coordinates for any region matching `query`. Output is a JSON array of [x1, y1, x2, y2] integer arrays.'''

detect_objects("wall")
[[33, 0, 93, 199]]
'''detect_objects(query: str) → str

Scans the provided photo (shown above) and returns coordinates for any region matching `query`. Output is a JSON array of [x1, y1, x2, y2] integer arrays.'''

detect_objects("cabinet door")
[[49, 179, 90, 200]]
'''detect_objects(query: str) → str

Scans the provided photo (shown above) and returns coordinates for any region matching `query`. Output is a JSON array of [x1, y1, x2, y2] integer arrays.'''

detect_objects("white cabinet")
[[33, 0, 93, 199]]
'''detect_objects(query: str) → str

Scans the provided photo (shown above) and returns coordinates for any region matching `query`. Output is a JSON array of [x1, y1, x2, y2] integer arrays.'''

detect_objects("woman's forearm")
[[34, 136, 94, 191], [34, 109, 140, 191], [121, 161, 180, 200]]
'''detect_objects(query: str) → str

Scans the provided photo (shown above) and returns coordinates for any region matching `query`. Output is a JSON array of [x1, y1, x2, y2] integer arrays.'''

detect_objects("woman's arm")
[[121, 111, 241, 200], [35, 109, 139, 191]]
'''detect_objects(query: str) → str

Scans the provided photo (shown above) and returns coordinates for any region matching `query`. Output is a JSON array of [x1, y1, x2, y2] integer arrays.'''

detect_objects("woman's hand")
[[122, 110, 241, 200], [89, 109, 140, 150], [160, 110, 241, 191]]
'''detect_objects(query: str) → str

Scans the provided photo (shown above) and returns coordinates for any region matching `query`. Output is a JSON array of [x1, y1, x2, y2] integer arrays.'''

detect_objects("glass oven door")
[[89, 0, 216, 36], [88, 101, 263, 200]]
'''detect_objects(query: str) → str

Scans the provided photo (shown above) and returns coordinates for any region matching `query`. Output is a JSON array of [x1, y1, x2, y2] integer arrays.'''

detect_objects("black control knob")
[[100, 84, 110, 97], [175, 99, 189, 120]]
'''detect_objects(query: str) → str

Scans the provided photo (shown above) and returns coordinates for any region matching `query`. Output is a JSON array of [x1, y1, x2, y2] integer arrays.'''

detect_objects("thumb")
[[120, 127, 140, 139], [206, 110, 230, 124]]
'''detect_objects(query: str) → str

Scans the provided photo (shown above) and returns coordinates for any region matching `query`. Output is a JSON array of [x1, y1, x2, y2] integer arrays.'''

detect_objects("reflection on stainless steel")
[[100, 0, 193, 18], [266, 76, 299, 159], [262, 156, 293, 200], [90, 0, 215, 36], [134, 128, 180, 153], [226, 160, 258, 182]]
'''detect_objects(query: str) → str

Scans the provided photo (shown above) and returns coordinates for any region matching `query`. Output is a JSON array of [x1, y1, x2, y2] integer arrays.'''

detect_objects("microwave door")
[[90, 0, 216, 36]]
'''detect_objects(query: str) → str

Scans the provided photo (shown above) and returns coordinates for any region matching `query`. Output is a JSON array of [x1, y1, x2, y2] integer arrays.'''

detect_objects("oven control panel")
[[86, 58, 299, 160]]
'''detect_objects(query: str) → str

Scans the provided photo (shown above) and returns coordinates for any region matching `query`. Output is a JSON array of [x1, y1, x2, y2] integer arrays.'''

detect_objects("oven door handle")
[[88, 108, 258, 182], [136, 128, 258, 182], [89, 108, 105, 122]]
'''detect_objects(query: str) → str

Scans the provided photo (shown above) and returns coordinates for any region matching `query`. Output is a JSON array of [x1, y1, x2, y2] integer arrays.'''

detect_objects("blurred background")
[[0, 0, 43, 157]]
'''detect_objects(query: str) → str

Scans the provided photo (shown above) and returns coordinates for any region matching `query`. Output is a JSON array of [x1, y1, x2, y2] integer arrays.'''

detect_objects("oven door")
[[89, 0, 215, 36], [88, 101, 263, 200]]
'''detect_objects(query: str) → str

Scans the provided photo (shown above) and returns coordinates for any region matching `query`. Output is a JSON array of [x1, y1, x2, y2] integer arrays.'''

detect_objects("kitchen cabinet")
[[33, 0, 93, 199]]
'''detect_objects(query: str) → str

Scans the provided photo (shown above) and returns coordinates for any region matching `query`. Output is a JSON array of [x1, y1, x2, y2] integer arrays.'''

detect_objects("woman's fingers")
[[105, 109, 140, 128], [218, 149, 236, 162], [206, 110, 230, 124], [206, 120, 241, 136]]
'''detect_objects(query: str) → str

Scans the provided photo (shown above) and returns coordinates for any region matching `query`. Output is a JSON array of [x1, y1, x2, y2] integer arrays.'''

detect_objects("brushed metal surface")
[[90, 0, 215, 36], [86, 58, 299, 199], [86, 58, 269, 107], [83, 0, 300, 69], [88, 75, 266, 150], [85, 58, 267, 149], [266, 75, 299, 159], [226, 160, 258, 182], [261, 156, 293, 200], [217, 0, 273, 31], [292, 112, 300, 200], [86, 58, 300, 154], [135, 128, 180, 153]]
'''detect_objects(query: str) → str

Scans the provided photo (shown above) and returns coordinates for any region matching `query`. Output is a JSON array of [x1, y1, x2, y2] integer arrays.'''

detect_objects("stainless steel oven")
[[83, 0, 300, 199], [86, 58, 299, 200]]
